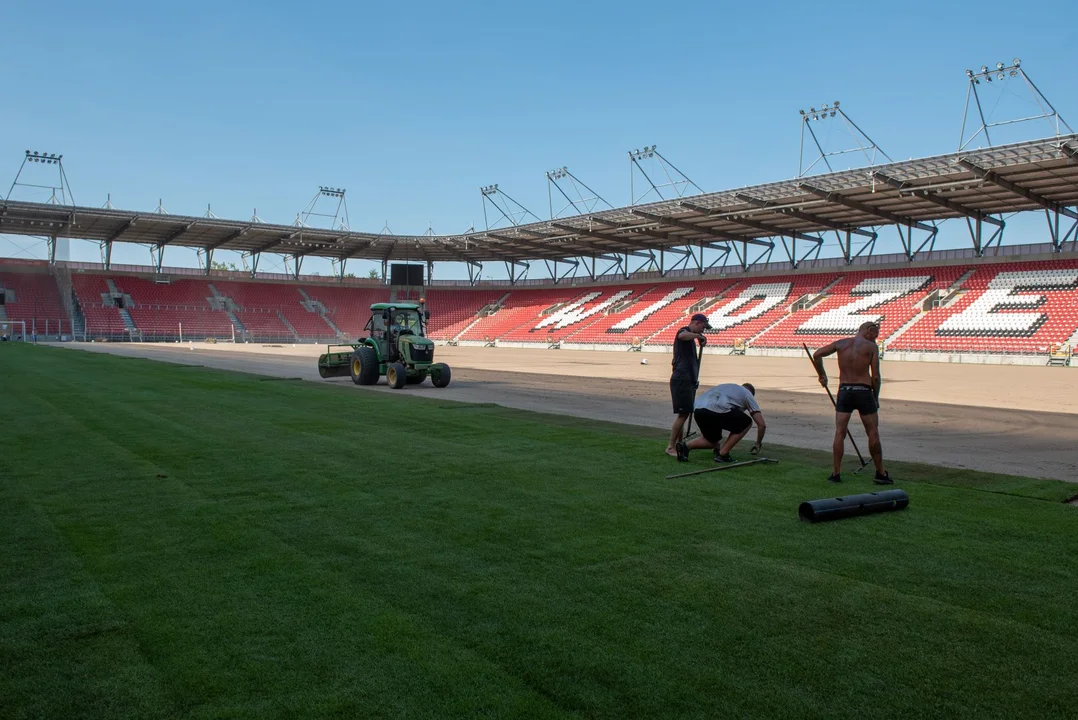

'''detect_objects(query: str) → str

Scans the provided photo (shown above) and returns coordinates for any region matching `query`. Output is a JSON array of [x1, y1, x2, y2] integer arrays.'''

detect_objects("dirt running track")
[[61, 342, 1078, 483]]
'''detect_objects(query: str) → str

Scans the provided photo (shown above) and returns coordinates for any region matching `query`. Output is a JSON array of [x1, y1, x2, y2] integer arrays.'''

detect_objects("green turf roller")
[[798, 489, 909, 523]]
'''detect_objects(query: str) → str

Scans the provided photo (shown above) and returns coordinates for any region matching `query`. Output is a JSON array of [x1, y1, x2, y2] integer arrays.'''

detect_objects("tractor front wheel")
[[386, 362, 407, 389], [351, 346, 380, 385], [431, 363, 452, 388]]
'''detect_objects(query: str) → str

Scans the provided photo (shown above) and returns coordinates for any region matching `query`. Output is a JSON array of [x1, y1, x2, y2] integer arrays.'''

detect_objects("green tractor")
[[317, 301, 452, 389]]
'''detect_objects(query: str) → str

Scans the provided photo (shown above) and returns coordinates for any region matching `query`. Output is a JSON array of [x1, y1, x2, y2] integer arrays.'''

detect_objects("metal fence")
[[79, 302, 342, 344]]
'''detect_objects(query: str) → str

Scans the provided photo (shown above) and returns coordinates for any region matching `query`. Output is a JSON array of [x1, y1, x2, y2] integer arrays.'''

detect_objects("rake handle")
[[802, 343, 869, 470], [683, 342, 705, 439]]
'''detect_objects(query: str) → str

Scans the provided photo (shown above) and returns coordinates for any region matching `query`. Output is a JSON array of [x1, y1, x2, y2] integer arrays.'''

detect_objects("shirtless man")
[[811, 321, 891, 485]]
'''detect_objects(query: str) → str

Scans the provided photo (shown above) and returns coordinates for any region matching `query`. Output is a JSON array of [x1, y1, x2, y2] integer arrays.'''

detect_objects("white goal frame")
[[0, 320, 27, 341]]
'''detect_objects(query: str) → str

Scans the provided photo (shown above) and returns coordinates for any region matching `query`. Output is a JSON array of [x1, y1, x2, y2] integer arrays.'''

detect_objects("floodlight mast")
[[479, 183, 541, 230], [797, 101, 891, 177], [958, 59, 1072, 150], [299, 186, 351, 231], [628, 145, 703, 205], [545, 166, 613, 219], [5, 150, 75, 264], [6, 150, 74, 206]]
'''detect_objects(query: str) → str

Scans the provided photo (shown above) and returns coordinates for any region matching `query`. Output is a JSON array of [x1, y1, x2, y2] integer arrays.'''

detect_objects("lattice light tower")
[[5, 150, 74, 263], [798, 101, 892, 177], [6, 150, 73, 205], [959, 59, 1072, 151], [546, 166, 613, 219], [628, 145, 703, 205], [298, 186, 351, 231], [480, 184, 541, 230]]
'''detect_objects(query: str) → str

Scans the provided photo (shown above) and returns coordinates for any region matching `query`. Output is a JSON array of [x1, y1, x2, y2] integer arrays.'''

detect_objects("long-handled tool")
[[802, 343, 869, 474], [684, 343, 705, 441], [666, 457, 778, 480]]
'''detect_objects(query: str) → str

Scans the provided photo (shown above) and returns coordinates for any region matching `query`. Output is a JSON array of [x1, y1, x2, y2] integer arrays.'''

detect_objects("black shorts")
[[835, 384, 878, 415], [671, 377, 696, 415], [693, 408, 751, 443]]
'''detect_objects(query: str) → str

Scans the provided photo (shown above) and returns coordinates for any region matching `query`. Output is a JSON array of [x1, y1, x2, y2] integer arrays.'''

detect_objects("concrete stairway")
[[276, 311, 301, 341], [207, 283, 246, 333], [298, 288, 346, 339]]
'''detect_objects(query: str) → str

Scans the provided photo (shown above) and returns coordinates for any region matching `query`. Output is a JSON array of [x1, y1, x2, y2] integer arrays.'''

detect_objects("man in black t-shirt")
[[665, 313, 710, 457]]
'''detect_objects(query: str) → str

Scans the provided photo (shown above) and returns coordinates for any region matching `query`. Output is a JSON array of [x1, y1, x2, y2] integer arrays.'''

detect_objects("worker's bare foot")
[[665, 447, 678, 458]]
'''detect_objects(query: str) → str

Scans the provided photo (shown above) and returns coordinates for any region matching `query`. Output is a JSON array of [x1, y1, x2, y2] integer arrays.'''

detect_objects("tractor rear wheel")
[[350, 346, 379, 385], [431, 364, 452, 388], [386, 362, 407, 389]]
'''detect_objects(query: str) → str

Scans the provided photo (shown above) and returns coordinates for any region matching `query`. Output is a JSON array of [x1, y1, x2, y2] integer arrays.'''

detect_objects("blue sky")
[[1, 0, 1075, 278]]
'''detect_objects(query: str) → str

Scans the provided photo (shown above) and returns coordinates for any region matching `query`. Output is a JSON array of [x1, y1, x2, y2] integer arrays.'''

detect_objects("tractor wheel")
[[431, 363, 452, 388], [386, 362, 407, 389], [406, 372, 427, 385], [350, 346, 379, 385]]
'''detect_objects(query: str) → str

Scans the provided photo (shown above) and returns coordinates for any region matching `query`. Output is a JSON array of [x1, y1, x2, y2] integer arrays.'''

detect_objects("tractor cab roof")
[[370, 302, 423, 311]]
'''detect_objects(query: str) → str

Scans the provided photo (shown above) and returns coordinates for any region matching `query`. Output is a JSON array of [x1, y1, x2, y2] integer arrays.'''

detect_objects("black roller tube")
[[798, 489, 909, 523]]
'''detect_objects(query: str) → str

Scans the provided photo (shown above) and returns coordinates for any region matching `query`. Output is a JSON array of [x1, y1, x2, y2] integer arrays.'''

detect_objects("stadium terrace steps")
[[100, 277, 234, 339], [0, 270, 68, 334], [425, 288, 506, 340], [459, 288, 584, 342], [53, 265, 78, 331], [301, 286, 391, 339], [276, 311, 301, 341], [71, 274, 126, 336], [882, 308, 928, 347], [118, 308, 137, 332], [644, 279, 742, 345], [12, 259, 1078, 356], [885, 259, 1078, 354], [751, 268, 964, 349], [0, 305, 7, 321]]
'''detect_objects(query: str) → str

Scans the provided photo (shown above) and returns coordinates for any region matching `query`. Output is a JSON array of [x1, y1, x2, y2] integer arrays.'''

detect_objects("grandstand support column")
[[841, 229, 878, 265], [291, 255, 303, 281], [199, 248, 214, 275], [504, 260, 529, 285], [966, 215, 1005, 256], [466, 261, 481, 285], [771, 229, 823, 269], [48, 234, 57, 265], [731, 242, 748, 272], [100, 241, 113, 270], [659, 247, 691, 277], [149, 244, 165, 274], [1045, 208, 1078, 252], [331, 258, 348, 282], [896, 223, 938, 262], [427, 260, 434, 284], [543, 259, 579, 285]]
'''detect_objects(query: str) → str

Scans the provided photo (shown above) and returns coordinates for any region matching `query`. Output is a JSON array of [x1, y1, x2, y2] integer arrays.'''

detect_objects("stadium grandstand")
[[1, 246, 1076, 365]]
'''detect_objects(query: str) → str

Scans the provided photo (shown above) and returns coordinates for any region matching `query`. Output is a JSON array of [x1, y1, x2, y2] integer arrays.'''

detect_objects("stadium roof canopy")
[[2, 135, 1076, 270]]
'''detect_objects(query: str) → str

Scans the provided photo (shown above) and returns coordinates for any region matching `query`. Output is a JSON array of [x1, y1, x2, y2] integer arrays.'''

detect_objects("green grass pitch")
[[2, 343, 1076, 719]]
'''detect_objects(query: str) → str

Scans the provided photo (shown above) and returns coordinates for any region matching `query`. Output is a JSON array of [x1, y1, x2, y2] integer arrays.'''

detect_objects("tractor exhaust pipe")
[[798, 489, 909, 523]]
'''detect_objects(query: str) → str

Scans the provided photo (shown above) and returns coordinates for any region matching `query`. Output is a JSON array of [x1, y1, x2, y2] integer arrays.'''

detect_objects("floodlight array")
[[799, 101, 840, 122], [966, 59, 1021, 83], [25, 150, 62, 165]]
